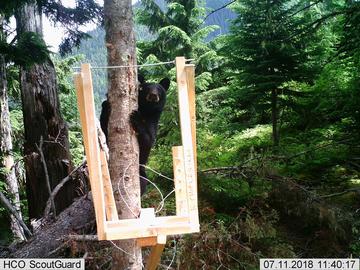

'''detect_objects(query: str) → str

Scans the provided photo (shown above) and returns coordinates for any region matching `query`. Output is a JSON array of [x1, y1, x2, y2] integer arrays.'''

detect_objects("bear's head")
[[138, 75, 170, 114]]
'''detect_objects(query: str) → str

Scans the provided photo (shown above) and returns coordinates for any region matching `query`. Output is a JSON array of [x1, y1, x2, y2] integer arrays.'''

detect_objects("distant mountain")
[[70, 0, 236, 103]]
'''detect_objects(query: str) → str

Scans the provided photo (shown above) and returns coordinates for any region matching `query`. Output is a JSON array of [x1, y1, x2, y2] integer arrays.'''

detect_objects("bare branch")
[[0, 190, 32, 238], [67, 234, 98, 241], [319, 188, 360, 199], [36, 136, 56, 218], [201, 166, 240, 174], [43, 160, 86, 217]]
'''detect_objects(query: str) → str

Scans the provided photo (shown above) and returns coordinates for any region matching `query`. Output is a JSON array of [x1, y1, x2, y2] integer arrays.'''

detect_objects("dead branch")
[[47, 240, 70, 256], [67, 234, 98, 241], [201, 156, 263, 175], [43, 160, 86, 217], [0, 190, 32, 238], [201, 166, 240, 174], [318, 188, 360, 199], [36, 136, 56, 217]]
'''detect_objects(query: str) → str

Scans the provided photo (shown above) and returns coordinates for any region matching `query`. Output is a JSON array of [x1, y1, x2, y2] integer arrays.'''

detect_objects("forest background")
[[0, 0, 360, 268]]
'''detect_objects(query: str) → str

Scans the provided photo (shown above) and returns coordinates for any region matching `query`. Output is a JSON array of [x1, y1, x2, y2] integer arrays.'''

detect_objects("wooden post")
[[172, 146, 188, 217], [137, 237, 157, 247], [185, 64, 197, 182], [74, 64, 106, 240], [145, 235, 167, 270], [100, 151, 118, 221], [175, 57, 199, 230]]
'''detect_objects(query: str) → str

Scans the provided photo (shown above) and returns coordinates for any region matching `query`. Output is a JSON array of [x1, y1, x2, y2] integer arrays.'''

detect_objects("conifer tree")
[[137, 0, 220, 74], [223, 0, 314, 147]]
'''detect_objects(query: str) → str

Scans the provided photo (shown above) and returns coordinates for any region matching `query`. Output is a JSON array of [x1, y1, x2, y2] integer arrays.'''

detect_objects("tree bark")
[[104, 0, 142, 269], [0, 17, 25, 241], [15, 3, 77, 219], [271, 89, 279, 147]]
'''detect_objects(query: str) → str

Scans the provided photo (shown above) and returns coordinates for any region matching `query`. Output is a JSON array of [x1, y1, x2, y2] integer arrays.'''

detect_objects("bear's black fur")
[[100, 96, 110, 140], [100, 75, 170, 195]]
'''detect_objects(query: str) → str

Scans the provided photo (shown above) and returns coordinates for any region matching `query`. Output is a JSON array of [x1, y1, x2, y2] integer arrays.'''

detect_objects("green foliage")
[[137, 0, 221, 71], [200, 175, 251, 210], [53, 55, 85, 165], [0, 0, 34, 19], [178, 207, 295, 269], [0, 31, 51, 67]]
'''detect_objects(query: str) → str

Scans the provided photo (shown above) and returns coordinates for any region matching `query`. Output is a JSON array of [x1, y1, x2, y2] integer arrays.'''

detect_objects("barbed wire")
[[116, 163, 175, 216], [140, 175, 165, 213], [117, 162, 139, 218], [73, 59, 194, 70], [112, 163, 178, 269], [140, 164, 174, 182]]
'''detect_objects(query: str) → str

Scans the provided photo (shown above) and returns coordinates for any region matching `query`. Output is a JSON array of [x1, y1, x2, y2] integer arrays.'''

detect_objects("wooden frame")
[[74, 57, 199, 269]]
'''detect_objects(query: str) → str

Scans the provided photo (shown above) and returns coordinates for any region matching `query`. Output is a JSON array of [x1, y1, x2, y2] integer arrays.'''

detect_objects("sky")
[[43, 0, 138, 51]]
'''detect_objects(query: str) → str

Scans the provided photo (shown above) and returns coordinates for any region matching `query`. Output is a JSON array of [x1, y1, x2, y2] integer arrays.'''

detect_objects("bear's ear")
[[138, 74, 145, 85], [159, 78, 170, 91]]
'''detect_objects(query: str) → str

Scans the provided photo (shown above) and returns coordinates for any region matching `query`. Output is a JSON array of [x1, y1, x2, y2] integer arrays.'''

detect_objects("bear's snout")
[[146, 91, 160, 103]]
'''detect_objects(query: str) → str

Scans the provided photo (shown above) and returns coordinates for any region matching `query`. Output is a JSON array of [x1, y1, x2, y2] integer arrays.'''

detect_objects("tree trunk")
[[271, 89, 279, 147], [0, 18, 25, 241], [104, 0, 142, 269], [15, 3, 77, 219]]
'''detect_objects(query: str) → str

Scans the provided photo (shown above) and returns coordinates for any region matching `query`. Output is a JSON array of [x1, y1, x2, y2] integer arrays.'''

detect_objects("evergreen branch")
[[282, 10, 345, 41], [280, 0, 325, 19], [274, 0, 325, 31], [288, 0, 324, 18]]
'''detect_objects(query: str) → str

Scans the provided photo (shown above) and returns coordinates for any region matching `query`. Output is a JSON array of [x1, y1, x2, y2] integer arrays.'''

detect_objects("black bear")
[[100, 75, 170, 195]]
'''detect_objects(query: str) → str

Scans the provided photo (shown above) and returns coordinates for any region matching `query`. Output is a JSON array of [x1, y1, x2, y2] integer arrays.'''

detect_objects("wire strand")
[[140, 164, 174, 182], [73, 59, 194, 70], [156, 189, 175, 213], [140, 175, 165, 214], [117, 162, 139, 218], [165, 239, 177, 270], [109, 240, 145, 269]]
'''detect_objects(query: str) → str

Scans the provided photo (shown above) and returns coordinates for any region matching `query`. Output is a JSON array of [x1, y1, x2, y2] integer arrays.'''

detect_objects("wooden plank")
[[185, 64, 197, 179], [172, 146, 188, 217], [136, 236, 157, 247], [175, 57, 199, 230], [100, 150, 118, 221], [146, 235, 167, 270], [74, 73, 89, 157], [106, 215, 189, 229], [75, 64, 106, 240], [105, 221, 198, 240], [140, 208, 156, 226]]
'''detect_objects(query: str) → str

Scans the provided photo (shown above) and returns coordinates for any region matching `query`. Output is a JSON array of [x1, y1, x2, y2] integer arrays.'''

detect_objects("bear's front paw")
[[130, 110, 142, 131]]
